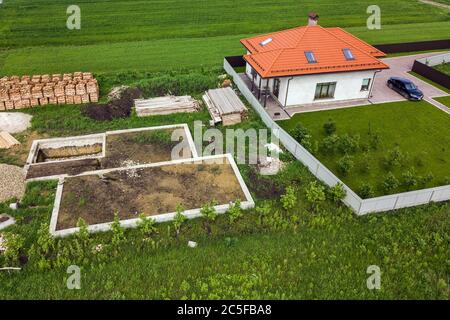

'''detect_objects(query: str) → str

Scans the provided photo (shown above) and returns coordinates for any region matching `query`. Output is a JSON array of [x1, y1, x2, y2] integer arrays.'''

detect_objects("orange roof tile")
[[241, 25, 389, 78]]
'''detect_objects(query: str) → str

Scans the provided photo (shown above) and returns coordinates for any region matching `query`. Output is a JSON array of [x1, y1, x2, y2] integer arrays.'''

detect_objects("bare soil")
[[56, 159, 245, 230], [36, 144, 103, 163], [0, 216, 10, 223], [26, 128, 192, 179]]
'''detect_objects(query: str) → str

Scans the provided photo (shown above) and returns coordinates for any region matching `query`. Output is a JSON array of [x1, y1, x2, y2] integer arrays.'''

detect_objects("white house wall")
[[281, 70, 376, 106]]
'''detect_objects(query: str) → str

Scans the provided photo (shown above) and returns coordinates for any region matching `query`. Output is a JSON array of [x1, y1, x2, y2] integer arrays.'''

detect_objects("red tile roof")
[[241, 25, 389, 78]]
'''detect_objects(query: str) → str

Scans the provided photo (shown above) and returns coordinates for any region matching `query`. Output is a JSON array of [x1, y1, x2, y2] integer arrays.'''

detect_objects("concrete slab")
[[0, 112, 32, 134]]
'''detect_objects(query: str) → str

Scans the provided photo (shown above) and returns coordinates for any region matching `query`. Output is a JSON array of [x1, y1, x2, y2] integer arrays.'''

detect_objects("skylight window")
[[304, 51, 317, 64], [343, 48, 355, 60], [260, 38, 273, 46]]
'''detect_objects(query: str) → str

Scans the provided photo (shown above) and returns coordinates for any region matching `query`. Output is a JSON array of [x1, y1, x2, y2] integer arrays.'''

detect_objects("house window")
[[305, 51, 317, 64], [315, 82, 336, 99], [343, 48, 355, 60], [361, 78, 371, 91]]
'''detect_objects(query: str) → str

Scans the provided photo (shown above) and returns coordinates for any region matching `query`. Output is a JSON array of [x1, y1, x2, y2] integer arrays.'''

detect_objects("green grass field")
[[435, 63, 450, 75], [0, 0, 449, 75], [278, 101, 450, 197]]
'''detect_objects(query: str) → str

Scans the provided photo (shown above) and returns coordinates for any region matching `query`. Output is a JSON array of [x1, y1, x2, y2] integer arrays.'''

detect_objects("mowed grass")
[[0, 0, 449, 75], [435, 63, 450, 75], [278, 101, 450, 196]]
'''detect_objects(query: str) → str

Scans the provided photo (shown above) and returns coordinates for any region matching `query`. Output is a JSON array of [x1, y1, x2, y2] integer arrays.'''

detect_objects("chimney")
[[308, 12, 319, 26]]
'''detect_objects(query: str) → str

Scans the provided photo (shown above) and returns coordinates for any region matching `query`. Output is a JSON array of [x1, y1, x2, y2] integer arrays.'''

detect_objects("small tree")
[[137, 214, 157, 237], [173, 204, 187, 236], [328, 183, 347, 202], [338, 155, 354, 176], [383, 146, 405, 169], [382, 172, 399, 193], [359, 183, 375, 199], [200, 201, 217, 234], [402, 168, 418, 190], [291, 123, 312, 151], [419, 172, 434, 187], [323, 119, 336, 135], [227, 200, 243, 224], [255, 201, 271, 225], [360, 152, 371, 174], [111, 212, 125, 246], [305, 181, 326, 211], [280, 186, 297, 211], [338, 134, 359, 154], [320, 134, 339, 155]]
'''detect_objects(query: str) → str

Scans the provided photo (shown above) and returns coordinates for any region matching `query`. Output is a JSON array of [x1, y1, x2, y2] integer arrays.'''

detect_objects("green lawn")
[[279, 101, 450, 197], [0, 0, 449, 75], [435, 62, 450, 75]]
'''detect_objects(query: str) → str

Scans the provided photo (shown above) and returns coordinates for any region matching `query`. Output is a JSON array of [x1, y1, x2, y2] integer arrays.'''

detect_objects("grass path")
[[419, 0, 450, 9]]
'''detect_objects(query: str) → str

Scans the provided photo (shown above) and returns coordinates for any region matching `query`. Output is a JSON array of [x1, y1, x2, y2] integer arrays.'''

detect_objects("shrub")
[[173, 204, 188, 236], [111, 212, 125, 246], [255, 201, 272, 225], [280, 186, 297, 211], [327, 183, 347, 202], [382, 172, 399, 193], [402, 168, 418, 190], [290, 123, 312, 151], [305, 181, 326, 210], [227, 200, 243, 224], [137, 214, 157, 237], [383, 146, 406, 169], [29, 223, 56, 270], [369, 131, 382, 150], [323, 119, 336, 135], [337, 134, 359, 154], [337, 155, 354, 176], [1, 233, 25, 265], [320, 134, 339, 155], [359, 183, 375, 199], [200, 202, 218, 222]]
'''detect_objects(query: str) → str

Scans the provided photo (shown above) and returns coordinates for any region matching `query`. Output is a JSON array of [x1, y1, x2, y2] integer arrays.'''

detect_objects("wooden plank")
[[0, 131, 20, 149]]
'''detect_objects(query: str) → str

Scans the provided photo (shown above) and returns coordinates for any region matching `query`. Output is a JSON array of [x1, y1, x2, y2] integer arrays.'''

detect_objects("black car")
[[387, 77, 424, 101]]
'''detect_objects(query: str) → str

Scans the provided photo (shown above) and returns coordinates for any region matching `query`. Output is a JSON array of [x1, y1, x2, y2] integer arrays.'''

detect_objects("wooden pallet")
[[0, 131, 20, 149]]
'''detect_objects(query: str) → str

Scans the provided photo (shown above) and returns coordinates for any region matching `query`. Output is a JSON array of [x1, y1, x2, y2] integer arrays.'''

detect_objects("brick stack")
[[0, 72, 99, 110]]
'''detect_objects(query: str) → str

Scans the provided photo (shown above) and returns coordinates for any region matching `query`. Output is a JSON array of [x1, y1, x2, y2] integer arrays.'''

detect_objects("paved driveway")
[[370, 53, 449, 104]]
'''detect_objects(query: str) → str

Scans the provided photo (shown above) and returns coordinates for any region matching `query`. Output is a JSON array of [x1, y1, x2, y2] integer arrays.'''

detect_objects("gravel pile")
[[0, 164, 26, 203]]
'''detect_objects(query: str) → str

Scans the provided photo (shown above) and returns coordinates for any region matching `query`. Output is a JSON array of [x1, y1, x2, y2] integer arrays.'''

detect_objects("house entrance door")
[[273, 78, 280, 98]]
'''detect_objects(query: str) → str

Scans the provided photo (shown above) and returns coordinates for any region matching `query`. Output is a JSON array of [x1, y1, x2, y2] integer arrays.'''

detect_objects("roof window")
[[304, 51, 317, 63], [260, 38, 273, 46], [343, 48, 355, 60]]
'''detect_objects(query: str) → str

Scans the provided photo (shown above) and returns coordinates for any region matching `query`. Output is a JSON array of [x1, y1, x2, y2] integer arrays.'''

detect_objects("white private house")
[[240, 13, 389, 108]]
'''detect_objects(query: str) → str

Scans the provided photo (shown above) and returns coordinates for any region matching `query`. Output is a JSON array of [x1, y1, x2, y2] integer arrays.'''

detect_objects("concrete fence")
[[224, 57, 450, 215]]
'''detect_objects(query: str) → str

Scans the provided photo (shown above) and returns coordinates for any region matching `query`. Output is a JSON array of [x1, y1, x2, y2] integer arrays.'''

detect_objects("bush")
[[337, 155, 354, 176], [382, 172, 399, 193], [1, 233, 25, 265], [323, 119, 336, 135], [337, 134, 359, 154], [111, 213, 125, 246], [255, 201, 272, 225], [280, 186, 297, 211], [137, 214, 157, 237], [402, 168, 418, 190], [305, 181, 326, 210], [419, 172, 434, 187], [320, 134, 339, 155], [369, 131, 382, 150], [383, 146, 406, 169], [290, 123, 312, 151], [173, 204, 187, 236], [359, 183, 375, 199], [200, 202, 218, 222], [327, 183, 347, 202], [360, 152, 371, 174], [227, 200, 243, 224]]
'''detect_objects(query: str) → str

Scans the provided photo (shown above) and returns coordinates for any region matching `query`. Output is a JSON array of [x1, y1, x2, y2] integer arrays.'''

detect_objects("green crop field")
[[278, 101, 450, 197], [0, 0, 449, 75]]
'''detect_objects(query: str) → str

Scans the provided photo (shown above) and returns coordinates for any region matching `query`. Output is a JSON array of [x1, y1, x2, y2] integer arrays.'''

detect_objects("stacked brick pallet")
[[0, 72, 99, 110]]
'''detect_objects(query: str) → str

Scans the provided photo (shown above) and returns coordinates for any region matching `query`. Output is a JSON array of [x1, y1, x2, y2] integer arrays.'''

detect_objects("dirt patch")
[[26, 128, 192, 179], [26, 158, 102, 179], [82, 88, 142, 121], [56, 160, 245, 230], [0, 216, 9, 223], [36, 143, 103, 163], [246, 167, 285, 199]]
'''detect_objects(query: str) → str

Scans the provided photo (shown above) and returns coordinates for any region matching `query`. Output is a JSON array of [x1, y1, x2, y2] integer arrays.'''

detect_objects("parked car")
[[387, 77, 424, 101]]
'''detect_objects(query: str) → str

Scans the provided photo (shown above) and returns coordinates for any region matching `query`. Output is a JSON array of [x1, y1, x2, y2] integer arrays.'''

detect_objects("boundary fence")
[[224, 56, 450, 215], [412, 52, 450, 89]]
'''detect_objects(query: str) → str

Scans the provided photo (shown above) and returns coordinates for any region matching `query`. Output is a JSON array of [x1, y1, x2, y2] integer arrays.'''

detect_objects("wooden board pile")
[[0, 72, 99, 110], [203, 87, 247, 126], [134, 96, 200, 117]]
